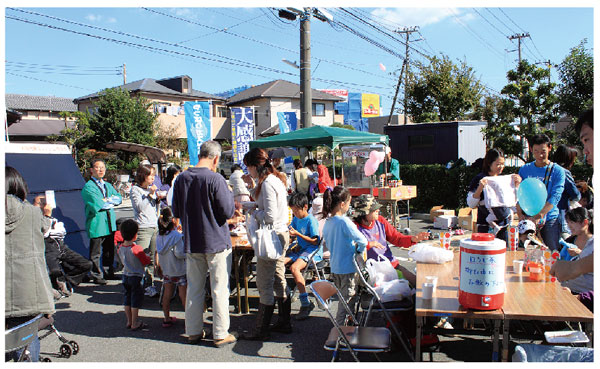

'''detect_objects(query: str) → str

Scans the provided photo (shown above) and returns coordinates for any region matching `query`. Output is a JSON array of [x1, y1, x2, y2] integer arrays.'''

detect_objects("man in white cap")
[[376, 146, 400, 182]]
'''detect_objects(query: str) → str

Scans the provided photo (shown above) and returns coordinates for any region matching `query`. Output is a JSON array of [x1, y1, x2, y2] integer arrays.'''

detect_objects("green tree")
[[481, 60, 559, 161], [556, 39, 594, 146], [405, 55, 484, 122], [83, 88, 158, 155], [330, 122, 355, 130]]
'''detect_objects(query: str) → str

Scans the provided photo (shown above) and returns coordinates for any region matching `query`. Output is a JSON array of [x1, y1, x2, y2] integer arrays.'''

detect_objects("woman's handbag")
[[246, 216, 283, 260]]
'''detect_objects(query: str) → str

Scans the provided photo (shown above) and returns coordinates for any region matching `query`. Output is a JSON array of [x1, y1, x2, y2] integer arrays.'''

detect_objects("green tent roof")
[[249, 125, 388, 150]]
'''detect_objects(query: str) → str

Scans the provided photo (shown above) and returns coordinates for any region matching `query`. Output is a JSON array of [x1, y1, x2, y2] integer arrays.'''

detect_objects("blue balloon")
[[517, 178, 547, 216]]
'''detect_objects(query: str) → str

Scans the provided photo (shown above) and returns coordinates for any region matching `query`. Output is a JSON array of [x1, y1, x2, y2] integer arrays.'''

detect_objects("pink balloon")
[[379, 63, 386, 71]]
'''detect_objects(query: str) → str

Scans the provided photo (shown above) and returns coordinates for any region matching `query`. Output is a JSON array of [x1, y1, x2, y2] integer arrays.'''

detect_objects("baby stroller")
[[38, 318, 79, 361], [5, 315, 42, 362]]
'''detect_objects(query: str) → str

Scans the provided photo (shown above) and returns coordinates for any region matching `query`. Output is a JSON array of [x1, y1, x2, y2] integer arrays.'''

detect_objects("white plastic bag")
[[245, 214, 259, 249], [365, 254, 398, 286], [254, 225, 284, 260], [373, 279, 413, 302], [408, 243, 454, 264]]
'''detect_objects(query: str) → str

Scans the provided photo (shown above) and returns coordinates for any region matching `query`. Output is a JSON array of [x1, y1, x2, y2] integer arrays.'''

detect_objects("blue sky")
[[3, 4, 595, 113]]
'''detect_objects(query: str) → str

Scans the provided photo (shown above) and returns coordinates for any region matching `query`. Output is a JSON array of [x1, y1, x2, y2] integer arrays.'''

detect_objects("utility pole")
[[278, 8, 332, 129], [508, 33, 530, 65], [387, 61, 406, 125], [394, 27, 420, 125], [300, 12, 312, 128], [123, 63, 127, 85], [508, 32, 530, 155]]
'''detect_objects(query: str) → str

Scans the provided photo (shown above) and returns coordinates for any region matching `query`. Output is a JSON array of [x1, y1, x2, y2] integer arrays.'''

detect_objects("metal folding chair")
[[353, 252, 416, 361], [288, 239, 328, 302], [5, 314, 42, 362], [310, 280, 392, 362]]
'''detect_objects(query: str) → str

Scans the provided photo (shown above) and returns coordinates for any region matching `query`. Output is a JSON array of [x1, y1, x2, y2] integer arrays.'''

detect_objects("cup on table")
[[425, 276, 438, 290], [422, 282, 434, 299], [513, 260, 524, 274]]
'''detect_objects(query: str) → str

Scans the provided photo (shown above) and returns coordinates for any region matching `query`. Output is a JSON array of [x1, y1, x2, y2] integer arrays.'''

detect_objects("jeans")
[[540, 217, 561, 251], [185, 249, 232, 340]]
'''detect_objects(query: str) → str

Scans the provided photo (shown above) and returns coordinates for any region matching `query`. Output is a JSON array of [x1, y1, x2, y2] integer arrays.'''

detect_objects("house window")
[[312, 103, 325, 116], [183, 79, 189, 93], [153, 102, 172, 114], [408, 135, 434, 149], [217, 106, 228, 118]]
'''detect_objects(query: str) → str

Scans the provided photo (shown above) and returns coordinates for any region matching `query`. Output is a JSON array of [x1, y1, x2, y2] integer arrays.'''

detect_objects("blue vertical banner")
[[231, 107, 255, 167], [184, 101, 211, 166], [277, 112, 298, 133]]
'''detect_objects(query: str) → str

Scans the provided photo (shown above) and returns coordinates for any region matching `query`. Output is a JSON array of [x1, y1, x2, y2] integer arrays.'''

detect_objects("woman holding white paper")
[[467, 149, 521, 238]]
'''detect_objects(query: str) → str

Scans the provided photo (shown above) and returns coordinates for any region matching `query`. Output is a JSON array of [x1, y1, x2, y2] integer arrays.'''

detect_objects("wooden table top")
[[416, 245, 593, 323], [231, 234, 252, 250], [502, 251, 594, 322], [416, 246, 503, 319]]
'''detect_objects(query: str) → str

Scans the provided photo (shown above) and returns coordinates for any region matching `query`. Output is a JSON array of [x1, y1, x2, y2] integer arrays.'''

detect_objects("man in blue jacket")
[[172, 141, 237, 348], [517, 134, 565, 251]]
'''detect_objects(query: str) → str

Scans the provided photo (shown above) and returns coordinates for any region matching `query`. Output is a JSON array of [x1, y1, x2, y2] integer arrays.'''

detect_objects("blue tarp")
[[6, 152, 90, 257], [334, 93, 369, 132]]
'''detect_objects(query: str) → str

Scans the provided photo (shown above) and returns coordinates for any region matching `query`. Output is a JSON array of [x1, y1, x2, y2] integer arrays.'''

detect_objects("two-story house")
[[226, 79, 345, 137], [73, 75, 229, 142], [5, 94, 78, 142]]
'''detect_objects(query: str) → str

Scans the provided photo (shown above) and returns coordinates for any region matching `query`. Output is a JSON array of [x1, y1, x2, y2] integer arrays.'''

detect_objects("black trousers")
[[44, 238, 93, 288], [89, 233, 115, 280]]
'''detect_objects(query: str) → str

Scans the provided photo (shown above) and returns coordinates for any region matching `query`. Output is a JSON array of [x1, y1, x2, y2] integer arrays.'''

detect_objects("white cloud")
[[85, 14, 102, 22], [370, 7, 462, 28], [107, 17, 117, 23]]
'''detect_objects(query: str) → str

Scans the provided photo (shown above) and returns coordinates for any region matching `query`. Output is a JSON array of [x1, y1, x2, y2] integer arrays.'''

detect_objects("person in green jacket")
[[81, 159, 122, 284], [376, 146, 400, 182]]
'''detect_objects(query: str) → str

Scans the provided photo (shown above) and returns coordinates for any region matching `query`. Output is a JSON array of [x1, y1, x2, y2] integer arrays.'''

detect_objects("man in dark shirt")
[[172, 140, 237, 348]]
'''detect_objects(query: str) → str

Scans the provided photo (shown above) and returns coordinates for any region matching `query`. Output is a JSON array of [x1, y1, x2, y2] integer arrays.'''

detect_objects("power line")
[[5, 60, 121, 72], [484, 8, 517, 35], [447, 8, 505, 59], [175, 14, 265, 44], [472, 8, 510, 38], [498, 8, 527, 34], [6, 71, 94, 91], [141, 7, 396, 82], [6, 14, 389, 91]]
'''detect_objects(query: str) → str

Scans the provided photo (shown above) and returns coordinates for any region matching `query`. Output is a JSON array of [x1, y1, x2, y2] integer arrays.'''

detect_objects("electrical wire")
[[484, 8, 516, 35], [6, 71, 95, 91], [497, 8, 527, 34], [472, 8, 511, 39], [6, 14, 389, 91], [446, 8, 505, 59]]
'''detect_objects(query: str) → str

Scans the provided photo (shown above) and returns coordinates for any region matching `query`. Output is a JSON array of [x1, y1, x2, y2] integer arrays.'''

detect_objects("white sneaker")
[[145, 286, 158, 297]]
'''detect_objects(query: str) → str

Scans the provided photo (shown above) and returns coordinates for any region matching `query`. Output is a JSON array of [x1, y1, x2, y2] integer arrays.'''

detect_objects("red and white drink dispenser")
[[459, 233, 506, 310]]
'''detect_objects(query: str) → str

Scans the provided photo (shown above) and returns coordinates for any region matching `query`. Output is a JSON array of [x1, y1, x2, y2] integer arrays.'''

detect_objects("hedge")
[[397, 162, 593, 213]]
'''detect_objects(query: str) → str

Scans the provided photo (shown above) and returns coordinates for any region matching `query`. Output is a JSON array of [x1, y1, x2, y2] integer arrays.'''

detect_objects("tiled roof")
[[74, 78, 224, 102], [7, 119, 76, 136], [227, 79, 345, 105], [5, 94, 78, 112]]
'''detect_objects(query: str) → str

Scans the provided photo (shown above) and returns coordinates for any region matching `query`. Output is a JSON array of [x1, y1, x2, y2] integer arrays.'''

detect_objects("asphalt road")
[[39, 202, 527, 362]]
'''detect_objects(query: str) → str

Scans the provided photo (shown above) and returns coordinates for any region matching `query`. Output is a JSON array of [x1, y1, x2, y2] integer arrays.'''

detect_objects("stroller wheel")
[[42, 357, 52, 362], [68, 341, 79, 355], [59, 344, 72, 358]]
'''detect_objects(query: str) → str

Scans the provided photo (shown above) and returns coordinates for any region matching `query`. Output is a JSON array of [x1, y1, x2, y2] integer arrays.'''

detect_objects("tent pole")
[[332, 146, 336, 187]]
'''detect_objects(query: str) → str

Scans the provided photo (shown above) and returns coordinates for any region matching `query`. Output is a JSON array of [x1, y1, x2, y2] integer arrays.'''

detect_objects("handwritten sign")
[[460, 252, 505, 295]]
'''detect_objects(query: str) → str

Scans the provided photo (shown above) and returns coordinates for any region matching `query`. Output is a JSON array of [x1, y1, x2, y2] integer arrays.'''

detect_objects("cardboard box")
[[377, 185, 417, 200], [430, 206, 444, 222], [432, 209, 456, 222], [457, 208, 477, 231], [434, 215, 458, 229]]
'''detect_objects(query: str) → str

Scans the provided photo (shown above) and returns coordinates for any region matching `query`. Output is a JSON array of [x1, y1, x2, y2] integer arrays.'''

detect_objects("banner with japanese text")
[[231, 107, 255, 167], [361, 93, 380, 117], [276, 111, 298, 134], [184, 101, 211, 166]]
